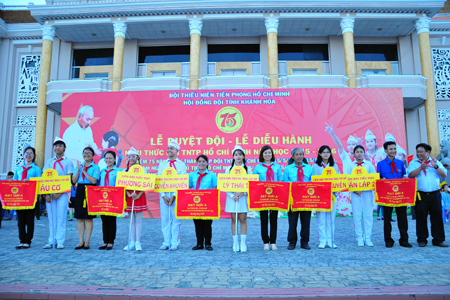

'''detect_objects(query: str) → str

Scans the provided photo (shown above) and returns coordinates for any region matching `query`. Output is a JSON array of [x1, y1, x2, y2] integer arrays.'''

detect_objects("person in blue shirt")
[[72, 146, 100, 250], [253, 145, 282, 251], [377, 141, 411, 248], [407, 143, 448, 247], [283, 147, 313, 250], [12, 146, 42, 249], [189, 155, 218, 251], [440, 182, 450, 225], [98, 151, 122, 251]]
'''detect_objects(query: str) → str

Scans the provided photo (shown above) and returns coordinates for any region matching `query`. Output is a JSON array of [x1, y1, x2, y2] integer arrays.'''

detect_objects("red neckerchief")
[[356, 161, 364, 167], [262, 164, 275, 182], [418, 159, 431, 176], [22, 165, 32, 180], [386, 158, 399, 178], [104, 168, 114, 186], [82, 164, 93, 181], [296, 165, 304, 182], [53, 158, 64, 171], [196, 172, 208, 189], [169, 160, 177, 171]]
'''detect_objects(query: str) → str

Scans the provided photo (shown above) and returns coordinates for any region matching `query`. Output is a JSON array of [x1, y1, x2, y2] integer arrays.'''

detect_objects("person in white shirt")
[[349, 145, 376, 247], [63, 105, 100, 164], [157, 139, 187, 251]]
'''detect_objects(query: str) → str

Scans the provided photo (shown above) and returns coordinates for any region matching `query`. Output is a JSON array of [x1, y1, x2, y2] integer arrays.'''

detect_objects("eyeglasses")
[[83, 152, 94, 155], [128, 155, 138, 159], [24, 153, 34, 156]]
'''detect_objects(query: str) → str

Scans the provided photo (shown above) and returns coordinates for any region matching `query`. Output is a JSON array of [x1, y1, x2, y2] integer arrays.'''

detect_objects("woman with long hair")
[[224, 145, 253, 252], [253, 145, 282, 251]]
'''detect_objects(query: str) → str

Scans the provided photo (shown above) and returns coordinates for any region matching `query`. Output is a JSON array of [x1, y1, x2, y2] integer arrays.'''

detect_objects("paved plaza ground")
[[1, 214, 450, 298]]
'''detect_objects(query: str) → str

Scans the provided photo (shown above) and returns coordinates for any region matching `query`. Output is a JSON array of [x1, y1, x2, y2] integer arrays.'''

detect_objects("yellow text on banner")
[[116, 165, 156, 192], [217, 166, 259, 192], [311, 167, 348, 192], [154, 167, 189, 192], [348, 166, 380, 191], [31, 169, 71, 195]]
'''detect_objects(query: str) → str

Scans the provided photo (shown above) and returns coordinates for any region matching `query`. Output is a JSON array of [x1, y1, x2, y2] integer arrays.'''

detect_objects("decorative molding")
[[42, 25, 55, 41], [439, 121, 450, 145], [17, 55, 41, 106], [415, 17, 431, 35], [432, 48, 450, 100], [265, 15, 279, 34], [189, 16, 203, 36], [340, 17, 355, 34], [438, 109, 450, 121], [12, 127, 35, 171], [16, 115, 37, 126], [113, 21, 127, 38]]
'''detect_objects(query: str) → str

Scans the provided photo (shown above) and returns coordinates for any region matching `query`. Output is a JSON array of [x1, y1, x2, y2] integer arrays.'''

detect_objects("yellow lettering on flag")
[[311, 167, 348, 192], [116, 165, 156, 191], [31, 169, 71, 195], [347, 166, 380, 191]]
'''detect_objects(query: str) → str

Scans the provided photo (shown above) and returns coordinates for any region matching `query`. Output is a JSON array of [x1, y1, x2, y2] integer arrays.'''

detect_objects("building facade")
[[0, 0, 449, 173]]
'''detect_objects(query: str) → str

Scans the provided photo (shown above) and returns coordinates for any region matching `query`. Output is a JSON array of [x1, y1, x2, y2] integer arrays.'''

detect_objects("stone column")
[[189, 16, 203, 90], [340, 17, 357, 88], [415, 17, 440, 156], [265, 15, 279, 88], [112, 21, 127, 91], [35, 24, 55, 168]]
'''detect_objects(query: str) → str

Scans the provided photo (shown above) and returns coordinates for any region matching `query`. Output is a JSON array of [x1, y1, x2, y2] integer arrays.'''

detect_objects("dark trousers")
[[416, 191, 445, 245], [101, 215, 117, 244], [260, 210, 278, 244], [287, 210, 311, 245], [17, 209, 35, 244], [383, 206, 408, 244], [193, 219, 212, 246]]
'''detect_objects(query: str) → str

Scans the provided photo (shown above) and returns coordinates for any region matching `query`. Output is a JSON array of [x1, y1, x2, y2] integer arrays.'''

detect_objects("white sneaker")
[[327, 243, 337, 249], [57, 244, 64, 249], [22, 243, 30, 248], [159, 245, 169, 250], [365, 240, 374, 247], [240, 241, 247, 252], [233, 240, 240, 252], [135, 242, 142, 251], [170, 245, 178, 251], [43, 243, 52, 249], [123, 242, 135, 251], [318, 242, 326, 249], [357, 239, 364, 247]]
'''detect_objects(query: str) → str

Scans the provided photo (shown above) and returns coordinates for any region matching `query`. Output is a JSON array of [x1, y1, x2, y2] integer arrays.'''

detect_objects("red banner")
[[61, 88, 406, 218], [375, 179, 417, 207], [176, 189, 220, 220], [248, 181, 290, 211], [0, 181, 37, 210], [290, 182, 333, 212], [85, 186, 126, 216]]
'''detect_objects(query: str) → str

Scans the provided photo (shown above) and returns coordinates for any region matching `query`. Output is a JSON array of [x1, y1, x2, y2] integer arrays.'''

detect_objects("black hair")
[[23, 146, 36, 163], [315, 145, 335, 166], [104, 150, 116, 164], [416, 143, 432, 152], [383, 141, 396, 150], [83, 147, 95, 156], [53, 141, 66, 148], [7, 171, 14, 176], [103, 131, 119, 148], [259, 145, 275, 163], [231, 149, 248, 173], [196, 154, 209, 163], [354, 145, 365, 154], [442, 183, 449, 192]]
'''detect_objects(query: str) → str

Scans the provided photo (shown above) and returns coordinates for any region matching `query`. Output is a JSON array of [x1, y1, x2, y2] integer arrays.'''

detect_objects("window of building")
[[221, 69, 247, 76], [151, 71, 177, 77], [278, 44, 329, 61], [139, 46, 190, 63], [208, 44, 260, 62], [354, 44, 398, 61], [73, 48, 114, 66]]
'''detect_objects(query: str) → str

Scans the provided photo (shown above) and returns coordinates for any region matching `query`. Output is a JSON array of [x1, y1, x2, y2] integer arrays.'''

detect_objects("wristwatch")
[[435, 165, 439, 169]]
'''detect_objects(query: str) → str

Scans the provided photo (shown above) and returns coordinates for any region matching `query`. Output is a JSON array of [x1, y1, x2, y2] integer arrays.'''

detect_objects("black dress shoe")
[[99, 244, 107, 250], [106, 244, 114, 250], [301, 243, 311, 250], [400, 242, 413, 248], [287, 243, 296, 250], [205, 245, 213, 251], [75, 243, 85, 250], [386, 242, 394, 248], [83, 245, 90, 250], [433, 242, 449, 247], [192, 245, 204, 250]]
